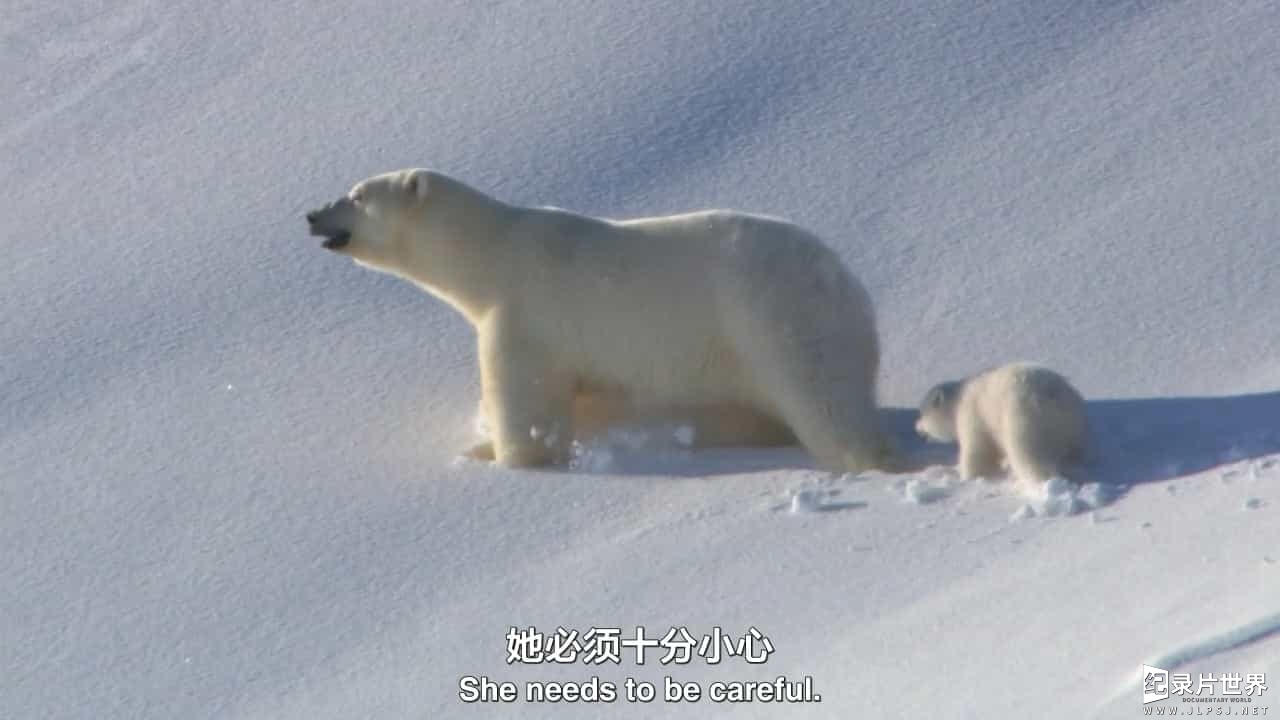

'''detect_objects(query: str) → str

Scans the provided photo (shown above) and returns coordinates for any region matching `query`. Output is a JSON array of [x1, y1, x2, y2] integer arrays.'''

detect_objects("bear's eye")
[[350, 189, 365, 205]]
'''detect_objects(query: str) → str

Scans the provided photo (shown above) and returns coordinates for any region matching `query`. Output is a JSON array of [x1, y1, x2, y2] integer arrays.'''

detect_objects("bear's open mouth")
[[321, 231, 351, 250]]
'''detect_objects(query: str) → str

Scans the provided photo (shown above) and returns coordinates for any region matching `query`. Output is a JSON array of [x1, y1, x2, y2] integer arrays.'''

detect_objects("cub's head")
[[914, 380, 964, 442], [305, 168, 437, 271]]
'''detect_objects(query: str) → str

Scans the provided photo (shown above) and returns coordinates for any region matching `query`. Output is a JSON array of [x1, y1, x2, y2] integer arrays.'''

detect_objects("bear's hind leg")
[[721, 267, 895, 472], [742, 353, 894, 474], [1003, 422, 1063, 486]]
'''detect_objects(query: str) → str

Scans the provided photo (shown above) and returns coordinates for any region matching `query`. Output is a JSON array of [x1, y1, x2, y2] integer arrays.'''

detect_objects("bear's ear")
[[407, 171, 431, 203]]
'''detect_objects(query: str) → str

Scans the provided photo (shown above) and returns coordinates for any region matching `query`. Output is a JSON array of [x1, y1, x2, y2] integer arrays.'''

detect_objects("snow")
[[6, 1, 1280, 718]]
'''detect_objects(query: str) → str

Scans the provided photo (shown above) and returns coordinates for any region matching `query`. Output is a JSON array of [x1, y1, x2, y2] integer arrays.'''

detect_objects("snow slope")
[[5, 1, 1279, 718]]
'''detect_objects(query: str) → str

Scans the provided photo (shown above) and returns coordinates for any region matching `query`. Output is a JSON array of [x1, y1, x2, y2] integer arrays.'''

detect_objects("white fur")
[[307, 168, 897, 472], [915, 362, 1087, 486]]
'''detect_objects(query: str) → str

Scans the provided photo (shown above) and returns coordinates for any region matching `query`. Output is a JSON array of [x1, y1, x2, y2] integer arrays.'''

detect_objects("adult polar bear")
[[306, 168, 898, 473]]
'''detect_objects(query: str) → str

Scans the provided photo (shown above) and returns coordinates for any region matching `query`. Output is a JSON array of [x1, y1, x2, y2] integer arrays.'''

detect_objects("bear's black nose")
[[305, 210, 317, 223]]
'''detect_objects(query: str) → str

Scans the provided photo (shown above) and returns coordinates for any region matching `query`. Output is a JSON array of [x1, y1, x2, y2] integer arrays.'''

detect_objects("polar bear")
[[305, 168, 898, 473], [914, 362, 1087, 486]]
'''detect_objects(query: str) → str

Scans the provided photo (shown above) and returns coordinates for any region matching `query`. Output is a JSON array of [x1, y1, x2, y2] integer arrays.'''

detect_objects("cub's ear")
[[406, 170, 431, 202]]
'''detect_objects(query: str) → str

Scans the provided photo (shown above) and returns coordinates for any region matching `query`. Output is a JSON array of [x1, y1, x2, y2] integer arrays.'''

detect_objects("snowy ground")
[[6, 1, 1279, 718]]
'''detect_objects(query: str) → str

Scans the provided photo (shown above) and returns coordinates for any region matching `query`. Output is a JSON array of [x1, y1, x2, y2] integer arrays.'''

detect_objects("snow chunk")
[[673, 424, 696, 448], [1009, 477, 1116, 521], [782, 486, 865, 514], [790, 489, 824, 514], [568, 440, 615, 473], [1010, 504, 1037, 522], [529, 422, 562, 448], [905, 479, 952, 504], [890, 469, 957, 505]]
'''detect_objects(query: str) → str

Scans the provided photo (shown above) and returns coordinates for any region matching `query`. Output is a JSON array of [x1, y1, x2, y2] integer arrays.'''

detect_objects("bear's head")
[[914, 380, 964, 442], [305, 168, 439, 271], [305, 168, 517, 320]]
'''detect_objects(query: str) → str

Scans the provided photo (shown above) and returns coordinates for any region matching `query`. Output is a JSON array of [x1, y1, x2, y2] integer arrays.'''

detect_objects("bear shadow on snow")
[[555, 392, 1280, 493], [1079, 391, 1280, 492], [540, 407, 973, 479]]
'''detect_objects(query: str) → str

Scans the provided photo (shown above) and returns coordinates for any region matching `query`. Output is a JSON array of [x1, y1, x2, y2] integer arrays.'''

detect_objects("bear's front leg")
[[477, 320, 575, 468]]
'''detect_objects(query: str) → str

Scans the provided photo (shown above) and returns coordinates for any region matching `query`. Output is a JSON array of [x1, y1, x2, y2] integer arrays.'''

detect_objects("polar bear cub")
[[305, 168, 898, 473], [915, 362, 1087, 485]]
